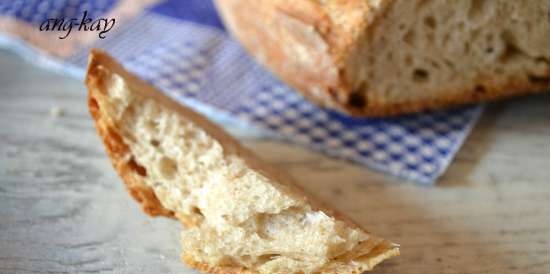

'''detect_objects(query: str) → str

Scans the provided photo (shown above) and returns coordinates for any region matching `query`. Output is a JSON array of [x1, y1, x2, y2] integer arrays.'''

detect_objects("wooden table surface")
[[1, 49, 549, 274]]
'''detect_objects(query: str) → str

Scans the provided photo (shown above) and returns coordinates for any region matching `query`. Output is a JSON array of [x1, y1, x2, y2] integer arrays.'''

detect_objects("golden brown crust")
[[86, 62, 174, 218], [87, 50, 220, 227], [181, 240, 400, 274], [215, 0, 550, 117]]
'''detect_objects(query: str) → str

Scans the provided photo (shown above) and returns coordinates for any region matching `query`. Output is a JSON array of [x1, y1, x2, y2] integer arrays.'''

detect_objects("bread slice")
[[85, 49, 399, 274], [215, 0, 550, 116]]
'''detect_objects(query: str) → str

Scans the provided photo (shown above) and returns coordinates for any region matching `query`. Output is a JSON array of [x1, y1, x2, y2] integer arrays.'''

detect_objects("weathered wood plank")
[[1, 49, 549, 274]]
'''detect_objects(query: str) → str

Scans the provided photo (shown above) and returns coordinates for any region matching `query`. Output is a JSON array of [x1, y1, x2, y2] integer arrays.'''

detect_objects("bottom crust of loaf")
[[300, 75, 550, 117]]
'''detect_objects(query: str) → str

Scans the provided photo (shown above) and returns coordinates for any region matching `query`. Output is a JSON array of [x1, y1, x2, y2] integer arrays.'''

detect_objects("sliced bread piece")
[[215, 0, 550, 116], [85, 49, 399, 274]]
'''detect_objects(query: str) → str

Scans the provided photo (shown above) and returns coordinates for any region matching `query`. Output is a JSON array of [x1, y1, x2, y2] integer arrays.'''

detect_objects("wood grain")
[[1, 49, 549, 274]]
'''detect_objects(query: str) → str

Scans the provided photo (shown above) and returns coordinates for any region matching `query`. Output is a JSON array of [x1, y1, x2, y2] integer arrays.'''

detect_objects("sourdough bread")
[[85, 49, 399, 274], [215, 0, 550, 116]]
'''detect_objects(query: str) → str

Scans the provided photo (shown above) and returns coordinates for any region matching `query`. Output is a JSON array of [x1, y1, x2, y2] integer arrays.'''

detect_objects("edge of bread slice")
[[85, 49, 399, 274]]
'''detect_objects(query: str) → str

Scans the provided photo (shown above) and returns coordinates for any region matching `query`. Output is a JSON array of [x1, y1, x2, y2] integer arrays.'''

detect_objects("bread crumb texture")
[[89, 63, 398, 274], [347, 0, 550, 106]]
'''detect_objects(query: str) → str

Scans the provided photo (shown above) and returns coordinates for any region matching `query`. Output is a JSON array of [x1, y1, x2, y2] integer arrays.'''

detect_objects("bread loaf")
[[215, 0, 550, 116], [85, 49, 399, 274]]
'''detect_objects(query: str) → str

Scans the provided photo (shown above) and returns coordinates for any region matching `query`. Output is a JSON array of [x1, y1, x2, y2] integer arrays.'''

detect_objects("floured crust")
[[213, 0, 368, 109], [215, 0, 550, 116], [85, 49, 399, 273]]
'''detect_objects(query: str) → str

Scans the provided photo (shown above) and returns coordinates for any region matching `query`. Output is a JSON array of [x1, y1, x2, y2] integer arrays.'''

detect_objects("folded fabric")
[[0, 0, 482, 184]]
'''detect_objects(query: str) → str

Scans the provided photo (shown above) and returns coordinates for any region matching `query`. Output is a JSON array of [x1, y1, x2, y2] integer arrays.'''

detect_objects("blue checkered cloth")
[[0, 0, 483, 184]]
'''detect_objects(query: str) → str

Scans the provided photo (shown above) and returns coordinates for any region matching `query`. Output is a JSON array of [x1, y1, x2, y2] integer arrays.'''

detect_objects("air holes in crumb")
[[191, 206, 203, 217], [258, 254, 280, 262], [429, 60, 441, 69], [144, 120, 156, 132], [535, 57, 550, 66], [128, 157, 147, 177], [255, 213, 271, 239], [150, 139, 160, 147], [474, 85, 487, 95], [499, 31, 524, 63], [347, 92, 367, 109], [424, 16, 436, 29], [158, 157, 177, 180], [444, 59, 455, 70], [412, 69, 430, 83], [468, 0, 487, 20], [403, 30, 415, 45], [500, 43, 521, 62]]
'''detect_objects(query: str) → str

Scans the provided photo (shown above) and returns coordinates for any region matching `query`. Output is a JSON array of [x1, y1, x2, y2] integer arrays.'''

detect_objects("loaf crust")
[[215, 0, 550, 116], [86, 57, 173, 218], [85, 49, 399, 273]]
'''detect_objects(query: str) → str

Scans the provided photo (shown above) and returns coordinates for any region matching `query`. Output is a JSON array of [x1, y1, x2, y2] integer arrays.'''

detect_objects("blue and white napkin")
[[0, 0, 483, 184]]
